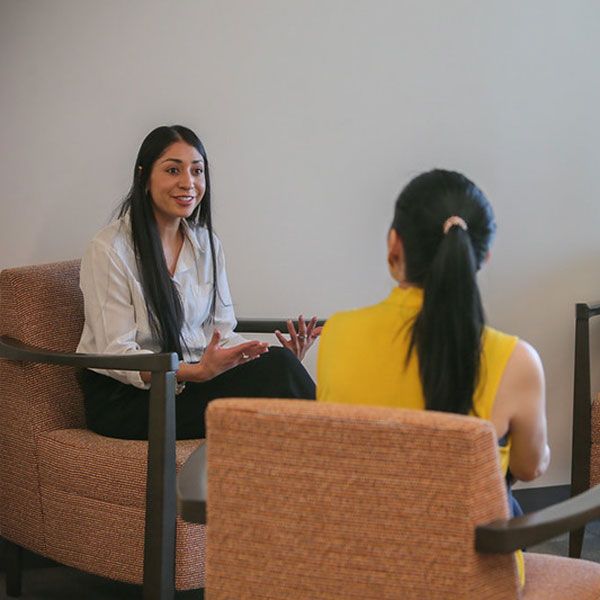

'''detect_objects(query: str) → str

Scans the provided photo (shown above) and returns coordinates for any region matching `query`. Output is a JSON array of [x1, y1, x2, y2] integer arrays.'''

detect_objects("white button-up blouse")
[[76, 215, 247, 389]]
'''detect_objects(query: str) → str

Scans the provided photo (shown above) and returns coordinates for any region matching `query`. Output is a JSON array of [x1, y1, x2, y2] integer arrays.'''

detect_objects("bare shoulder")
[[494, 339, 545, 425], [504, 339, 544, 388]]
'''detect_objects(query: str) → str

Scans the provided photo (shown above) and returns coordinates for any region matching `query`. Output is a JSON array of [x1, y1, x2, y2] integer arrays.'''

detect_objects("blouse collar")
[[120, 212, 205, 275]]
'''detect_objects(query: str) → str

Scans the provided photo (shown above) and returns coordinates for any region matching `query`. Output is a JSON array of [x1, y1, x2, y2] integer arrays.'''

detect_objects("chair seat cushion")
[[35, 428, 205, 589], [37, 428, 200, 506], [523, 552, 600, 599]]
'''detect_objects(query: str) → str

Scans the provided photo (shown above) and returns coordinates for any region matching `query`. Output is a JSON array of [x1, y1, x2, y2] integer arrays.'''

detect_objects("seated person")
[[317, 169, 550, 586], [77, 124, 320, 441]]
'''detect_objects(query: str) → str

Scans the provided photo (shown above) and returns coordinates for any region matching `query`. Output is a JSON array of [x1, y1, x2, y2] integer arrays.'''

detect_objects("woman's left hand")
[[275, 315, 323, 361]]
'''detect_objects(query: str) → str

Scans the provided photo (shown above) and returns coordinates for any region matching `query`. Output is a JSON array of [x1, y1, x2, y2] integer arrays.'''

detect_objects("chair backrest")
[[0, 259, 85, 548], [205, 398, 519, 600]]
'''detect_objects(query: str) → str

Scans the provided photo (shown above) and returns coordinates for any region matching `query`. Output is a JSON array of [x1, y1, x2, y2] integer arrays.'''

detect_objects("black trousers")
[[81, 346, 315, 440]]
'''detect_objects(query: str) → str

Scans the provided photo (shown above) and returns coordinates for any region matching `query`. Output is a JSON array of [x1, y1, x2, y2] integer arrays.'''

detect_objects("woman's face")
[[147, 140, 206, 227]]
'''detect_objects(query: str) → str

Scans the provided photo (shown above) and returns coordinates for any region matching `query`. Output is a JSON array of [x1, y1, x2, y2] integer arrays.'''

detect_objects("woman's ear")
[[387, 229, 405, 283]]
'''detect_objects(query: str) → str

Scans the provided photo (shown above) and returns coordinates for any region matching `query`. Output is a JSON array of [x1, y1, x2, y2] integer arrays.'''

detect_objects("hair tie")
[[443, 215, 468, 235]]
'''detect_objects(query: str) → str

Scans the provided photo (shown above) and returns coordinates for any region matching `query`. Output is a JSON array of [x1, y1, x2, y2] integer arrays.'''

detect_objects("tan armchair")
[[196, 398, 600, 599], [0, 259, 321, 599], [0, 260, 204, 599], [570, 301, 600, 557]]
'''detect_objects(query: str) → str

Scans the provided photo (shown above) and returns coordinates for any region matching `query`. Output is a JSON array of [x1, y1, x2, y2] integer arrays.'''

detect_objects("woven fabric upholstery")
[[523, 553, 600, 599], [0, 260, 85, 556], [589, 395, 600, 487], [37, 430, 199, 508], [0, 260, 205, 590], [37, 429, 204, 588], [205, 398, 519, 600]]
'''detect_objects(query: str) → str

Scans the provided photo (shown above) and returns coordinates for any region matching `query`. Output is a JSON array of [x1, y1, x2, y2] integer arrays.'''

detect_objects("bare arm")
[[491, 340, 550, 482]]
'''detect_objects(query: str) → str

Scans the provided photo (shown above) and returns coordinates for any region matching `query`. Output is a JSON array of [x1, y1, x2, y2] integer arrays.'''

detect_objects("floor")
[[0, 564, 204, 600]]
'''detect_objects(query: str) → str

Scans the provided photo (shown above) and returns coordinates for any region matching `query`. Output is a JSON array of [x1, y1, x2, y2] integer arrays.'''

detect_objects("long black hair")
[[392, 169, 496, 415], [118, 125, 217, 358]]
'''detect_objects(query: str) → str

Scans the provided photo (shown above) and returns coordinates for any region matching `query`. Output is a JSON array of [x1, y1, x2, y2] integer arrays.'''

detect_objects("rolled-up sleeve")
[[78, 239, 153, 389]]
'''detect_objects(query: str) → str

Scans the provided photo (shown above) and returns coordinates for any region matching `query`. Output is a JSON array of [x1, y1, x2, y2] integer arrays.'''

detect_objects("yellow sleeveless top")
[[317, 286, 523, 584]]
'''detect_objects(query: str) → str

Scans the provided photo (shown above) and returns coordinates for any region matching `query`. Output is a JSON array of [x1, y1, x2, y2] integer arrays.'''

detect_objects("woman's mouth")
[[173, 195, 196, 206]]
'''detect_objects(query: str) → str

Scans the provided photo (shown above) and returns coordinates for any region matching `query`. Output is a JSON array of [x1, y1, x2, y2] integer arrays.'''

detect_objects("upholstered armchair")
[[189, 398, 600, 599], [0, 259, 307, 599], [0, 259, 202, 600], [570, 301, 600, 558]]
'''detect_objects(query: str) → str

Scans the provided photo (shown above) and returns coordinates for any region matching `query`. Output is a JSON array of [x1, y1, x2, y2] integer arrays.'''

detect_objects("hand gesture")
[[274, 315, 322, 361], [198, 330, 269, 380]]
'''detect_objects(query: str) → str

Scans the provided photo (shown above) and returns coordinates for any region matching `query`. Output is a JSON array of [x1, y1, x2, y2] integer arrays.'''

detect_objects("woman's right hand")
[[192, 330, 269, 382]]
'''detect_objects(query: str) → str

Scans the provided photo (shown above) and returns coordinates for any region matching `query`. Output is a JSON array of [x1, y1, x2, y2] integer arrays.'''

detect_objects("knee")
[[265, 345, 300, 368]]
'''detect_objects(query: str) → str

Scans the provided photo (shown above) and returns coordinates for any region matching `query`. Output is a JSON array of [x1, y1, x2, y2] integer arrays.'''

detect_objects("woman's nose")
[[179, 172, 194, 189]]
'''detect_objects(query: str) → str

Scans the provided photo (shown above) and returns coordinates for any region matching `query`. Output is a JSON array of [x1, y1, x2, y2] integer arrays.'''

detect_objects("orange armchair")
[[570, 301, 600, 558], [0, 259, 322, 599], [0, 260, 202, 600], [190, 398, 600, 599]]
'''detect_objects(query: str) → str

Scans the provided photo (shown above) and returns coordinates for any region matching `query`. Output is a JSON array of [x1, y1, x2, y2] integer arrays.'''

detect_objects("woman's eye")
[[194, 168, 204, 176], [167, 167, 179, 174]]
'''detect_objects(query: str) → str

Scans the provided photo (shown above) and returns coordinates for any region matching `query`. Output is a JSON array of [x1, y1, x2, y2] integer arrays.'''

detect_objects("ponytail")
[[395, 169, 495, 415], [409, 224, 484, 414]]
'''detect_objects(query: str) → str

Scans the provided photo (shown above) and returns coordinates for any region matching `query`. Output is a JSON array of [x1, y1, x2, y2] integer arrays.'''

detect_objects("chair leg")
[[569, 527, 585, 559], [143, 371, 177, 600], [570, 305, 592, 559], [4, 539, 23, 597]]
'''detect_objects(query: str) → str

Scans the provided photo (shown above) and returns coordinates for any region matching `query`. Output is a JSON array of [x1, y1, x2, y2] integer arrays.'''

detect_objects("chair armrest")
[[235, 318, 326, 334], [0, 335, 178, 372], [476, 484, 600, 553], [177, 441, 207, 524], [577, 302, 600, 320], [0, 337, 180, 594]]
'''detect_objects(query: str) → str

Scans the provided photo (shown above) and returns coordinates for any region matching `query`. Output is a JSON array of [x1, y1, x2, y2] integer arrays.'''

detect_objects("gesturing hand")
[[198, 330, 269, 381], [274, 315, 322, 362]]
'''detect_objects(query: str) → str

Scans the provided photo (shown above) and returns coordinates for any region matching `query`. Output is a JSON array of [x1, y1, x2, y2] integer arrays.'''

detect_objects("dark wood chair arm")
[[235, 319, 326, 334], [577, 302, 600, 319], [177, 441, 207, 524], [0, 335, 178, 372], [476, 484, 600, 553], [0, 319, 329, 366], [0, 334, 179, 598]]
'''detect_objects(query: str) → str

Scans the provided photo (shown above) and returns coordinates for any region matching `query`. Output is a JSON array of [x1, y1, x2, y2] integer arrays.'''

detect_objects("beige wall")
[[2, 0, 600, 487]]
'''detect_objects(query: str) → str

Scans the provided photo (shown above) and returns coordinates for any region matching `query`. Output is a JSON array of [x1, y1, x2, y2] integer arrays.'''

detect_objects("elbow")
[[510, 445, 551, 482], [513, 466, 543, 483]]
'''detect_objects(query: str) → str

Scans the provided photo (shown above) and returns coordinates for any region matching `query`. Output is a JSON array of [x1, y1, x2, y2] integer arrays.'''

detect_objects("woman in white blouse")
[[77, 125, 319, 439]]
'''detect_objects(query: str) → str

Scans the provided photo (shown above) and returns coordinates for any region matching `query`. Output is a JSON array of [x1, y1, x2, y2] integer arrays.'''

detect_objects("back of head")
[[392, 169, 496, 415]]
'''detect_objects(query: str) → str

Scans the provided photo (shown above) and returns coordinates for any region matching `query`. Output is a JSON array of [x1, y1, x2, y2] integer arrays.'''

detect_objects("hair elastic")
[[443, 215, 468, 235]]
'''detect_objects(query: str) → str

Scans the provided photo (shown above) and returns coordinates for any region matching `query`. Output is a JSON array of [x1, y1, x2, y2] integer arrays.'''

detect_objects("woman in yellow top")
[[317, 169, 550, 584]]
